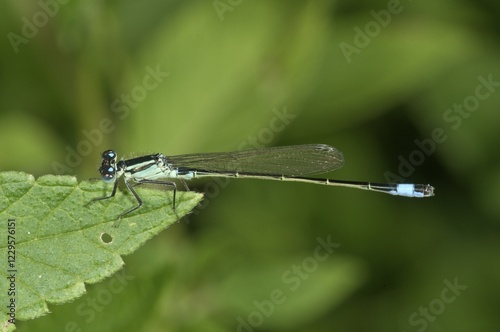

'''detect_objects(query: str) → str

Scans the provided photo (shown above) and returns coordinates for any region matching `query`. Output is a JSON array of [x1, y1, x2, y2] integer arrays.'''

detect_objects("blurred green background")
[[2, 0, 500, 331]]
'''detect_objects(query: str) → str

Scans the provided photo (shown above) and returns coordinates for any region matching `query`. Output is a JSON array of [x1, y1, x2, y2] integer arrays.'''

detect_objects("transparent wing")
[[166, 144, 344, 176]]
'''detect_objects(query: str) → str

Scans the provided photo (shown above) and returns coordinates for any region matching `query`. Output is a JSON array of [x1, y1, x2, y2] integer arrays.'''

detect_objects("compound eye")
[[100, 166, 116, 183], [102, 150, 117, 161]]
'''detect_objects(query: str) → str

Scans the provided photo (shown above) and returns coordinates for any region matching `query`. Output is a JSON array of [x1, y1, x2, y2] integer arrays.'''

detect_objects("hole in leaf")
[[100, 232, 113, 244]]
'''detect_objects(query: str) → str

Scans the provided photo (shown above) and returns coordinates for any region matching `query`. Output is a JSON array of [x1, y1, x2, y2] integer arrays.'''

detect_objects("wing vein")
[[166, 144, 344, 176]]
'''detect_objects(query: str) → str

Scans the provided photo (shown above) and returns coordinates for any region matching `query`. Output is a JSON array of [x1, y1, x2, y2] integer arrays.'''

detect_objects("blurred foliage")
[[1, 0, 500, 331]]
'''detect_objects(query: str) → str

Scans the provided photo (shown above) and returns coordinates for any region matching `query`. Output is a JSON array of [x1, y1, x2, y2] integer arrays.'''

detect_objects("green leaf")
[[0, 172, 203, 331]]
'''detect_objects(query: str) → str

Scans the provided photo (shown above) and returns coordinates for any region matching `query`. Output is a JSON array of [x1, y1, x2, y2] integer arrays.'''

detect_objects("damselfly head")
[[99, 150, 118, 183]]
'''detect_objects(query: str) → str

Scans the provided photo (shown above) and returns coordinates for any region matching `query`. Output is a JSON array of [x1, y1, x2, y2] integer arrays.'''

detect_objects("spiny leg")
[[134, 179, 178, 211], [112, 179, 179, 226], [85, 180, 119, 207]]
